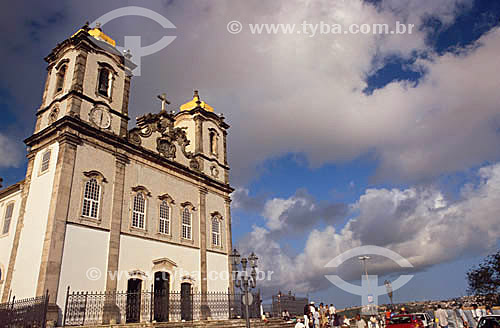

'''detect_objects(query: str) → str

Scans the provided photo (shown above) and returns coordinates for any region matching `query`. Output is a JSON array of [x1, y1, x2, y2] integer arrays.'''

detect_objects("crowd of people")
[[436, 303, 495, 328], [290, 302, 498, 328], [292, 302, 348, 328]]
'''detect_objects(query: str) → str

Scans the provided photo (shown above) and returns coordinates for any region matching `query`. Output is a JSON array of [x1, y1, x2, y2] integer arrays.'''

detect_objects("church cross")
[[157, 93, 171, 113]]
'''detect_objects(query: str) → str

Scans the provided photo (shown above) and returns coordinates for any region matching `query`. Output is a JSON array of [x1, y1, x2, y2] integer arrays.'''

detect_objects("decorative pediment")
[[129, 270, 147, 278], [158, 193, 175, 203], [152, 257, 177, 268], [152, 257, 177, 273], [131, 185, 151, 197], [181, 275, 196, 284], [55, 58, 70, 70], [211, 211, 223, 220], [181, 201, 196, 211], [83, 170, 108, 183], [128, 111, 201, 172]]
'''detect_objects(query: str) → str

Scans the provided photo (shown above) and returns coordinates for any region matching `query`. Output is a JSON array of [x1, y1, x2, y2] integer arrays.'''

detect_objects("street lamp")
[[358, 256, 371, 280], [384, 280, 393, 305], [230, 249, 258, 328], [358, 256, 373, 314]]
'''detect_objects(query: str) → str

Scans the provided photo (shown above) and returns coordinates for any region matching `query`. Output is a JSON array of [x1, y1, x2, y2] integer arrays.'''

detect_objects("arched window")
[[97, 67, 112, 97], [209, 131, 218, 155], [82, 178, 100, 219], [55, 65, 67, 93], [40, 150, 51, 174], [2, 203, 14, 235], [132, 193, 146, 229], [182, 207, 192, 240], [159, 201, 170, 235], [212, 217, 220, 246]]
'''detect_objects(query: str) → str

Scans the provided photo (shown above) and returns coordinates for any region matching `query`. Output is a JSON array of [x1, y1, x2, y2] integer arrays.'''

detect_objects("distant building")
[[272, 291, 309, 317]]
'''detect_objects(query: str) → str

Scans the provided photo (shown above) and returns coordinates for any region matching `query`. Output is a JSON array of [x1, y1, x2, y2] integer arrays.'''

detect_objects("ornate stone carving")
[[189, 158, 201, 171], [210, 165, 219, 178], [48, 105, 59, 124], [128, 130, 142, 146], [157, 137, 177, 159], [129, 112, 198, 165]]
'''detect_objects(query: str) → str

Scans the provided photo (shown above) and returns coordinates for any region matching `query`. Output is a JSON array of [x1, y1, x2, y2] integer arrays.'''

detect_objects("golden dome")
[[88, 24, 116, 47], [180, 90, 214, 112], [73, 23, 116, 47]]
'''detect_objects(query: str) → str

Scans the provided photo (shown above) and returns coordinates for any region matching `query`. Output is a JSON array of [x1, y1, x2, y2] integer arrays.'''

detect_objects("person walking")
[[312, 307, 320, 328], [357, 314, 367, 328], [470, 304, 484, 328], [333, 312, 342, 328], [457, 304, 469, 328], [320, 303, 328, 328], [435, 305, 449, 328], [305, 303, 311, 327], [330, 304, 336, 316]]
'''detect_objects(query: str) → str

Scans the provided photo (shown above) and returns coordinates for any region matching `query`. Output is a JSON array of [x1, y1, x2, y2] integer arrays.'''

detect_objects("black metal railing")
[[63, 287, 261, 326], [0, 290, 49, 328]]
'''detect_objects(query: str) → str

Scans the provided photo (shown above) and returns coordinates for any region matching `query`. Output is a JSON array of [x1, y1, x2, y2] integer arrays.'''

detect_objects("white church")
[[0, 24, 234, 324]]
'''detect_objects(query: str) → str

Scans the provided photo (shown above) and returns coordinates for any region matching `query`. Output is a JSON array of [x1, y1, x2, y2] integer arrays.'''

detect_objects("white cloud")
[[1, 0, 497, 184], [239, 162, 500, 295]]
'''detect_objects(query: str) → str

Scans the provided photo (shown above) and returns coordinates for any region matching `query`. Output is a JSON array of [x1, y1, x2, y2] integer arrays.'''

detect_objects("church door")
[[154, 271, 170, 322], [126, 278, 142, 323], [180, 283, 193, 321]]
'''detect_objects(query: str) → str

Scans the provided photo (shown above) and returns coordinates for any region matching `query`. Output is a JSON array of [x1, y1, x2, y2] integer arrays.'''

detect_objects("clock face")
[[90, 107, 111, 129]]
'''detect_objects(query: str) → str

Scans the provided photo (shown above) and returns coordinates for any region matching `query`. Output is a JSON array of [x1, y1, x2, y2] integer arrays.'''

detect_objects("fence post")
[[228, 288, 231, 320], [63, 286, 70, 327], [150, 284, 154, 323], [82, 291, 88, 325], [43, 289, 50, 328]]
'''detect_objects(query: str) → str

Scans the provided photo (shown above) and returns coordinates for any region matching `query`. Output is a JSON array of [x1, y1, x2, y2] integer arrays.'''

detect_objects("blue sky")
[[1, 0, 500, 308]]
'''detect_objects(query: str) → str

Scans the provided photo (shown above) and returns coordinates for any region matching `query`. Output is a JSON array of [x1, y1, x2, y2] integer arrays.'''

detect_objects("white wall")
[[10, 142, 59, 300], [0, 190, 22, 300], [206, 252, 230, 292], [56, 224, 109, 310], [118, 235, 201, 292]]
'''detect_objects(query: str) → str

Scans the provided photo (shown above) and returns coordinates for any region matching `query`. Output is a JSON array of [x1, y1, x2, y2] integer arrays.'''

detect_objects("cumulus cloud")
[[232, 187, 267, 213], [0, 133, 23, 168], [261, 189, 347, 234], [2, 0, 498, 185], [238, 163, 500, 296]]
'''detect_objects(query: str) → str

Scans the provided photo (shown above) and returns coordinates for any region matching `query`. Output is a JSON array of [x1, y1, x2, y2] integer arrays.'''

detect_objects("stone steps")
[[77, 318, 296, 328]]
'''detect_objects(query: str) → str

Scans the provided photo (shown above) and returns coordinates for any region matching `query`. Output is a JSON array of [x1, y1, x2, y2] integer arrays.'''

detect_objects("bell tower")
[[35, 23, 134, 137], [175, 91, 230, 183]]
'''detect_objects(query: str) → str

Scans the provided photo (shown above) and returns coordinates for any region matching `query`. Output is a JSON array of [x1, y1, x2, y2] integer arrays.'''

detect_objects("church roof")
[[180, 90, 214, 112]]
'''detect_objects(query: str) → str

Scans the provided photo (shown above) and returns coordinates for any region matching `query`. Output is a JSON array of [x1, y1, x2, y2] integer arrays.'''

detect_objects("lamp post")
[[230, 249, 258, 328], [384, 280, 393, 305], [358, 255, 372, 314], [358, 256, 371, 280]]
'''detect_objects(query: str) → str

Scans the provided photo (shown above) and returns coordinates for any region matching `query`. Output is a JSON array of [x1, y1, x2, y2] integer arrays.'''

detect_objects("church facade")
[[0, 24, 234, 323]]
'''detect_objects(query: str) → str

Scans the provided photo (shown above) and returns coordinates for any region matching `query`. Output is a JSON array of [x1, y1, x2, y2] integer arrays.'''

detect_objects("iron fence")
[[0, 290, 49, 328], [63, 287, 261, 326]]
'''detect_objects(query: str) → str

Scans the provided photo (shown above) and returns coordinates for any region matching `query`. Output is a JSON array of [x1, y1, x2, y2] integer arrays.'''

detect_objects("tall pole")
[[358, 256, 372, 313], [230, 250, 258, 328], [244, 282, 250, 328]]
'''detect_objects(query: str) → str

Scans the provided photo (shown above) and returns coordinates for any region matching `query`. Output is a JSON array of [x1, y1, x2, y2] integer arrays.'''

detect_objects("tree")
[[467, 251, 500, 304]]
